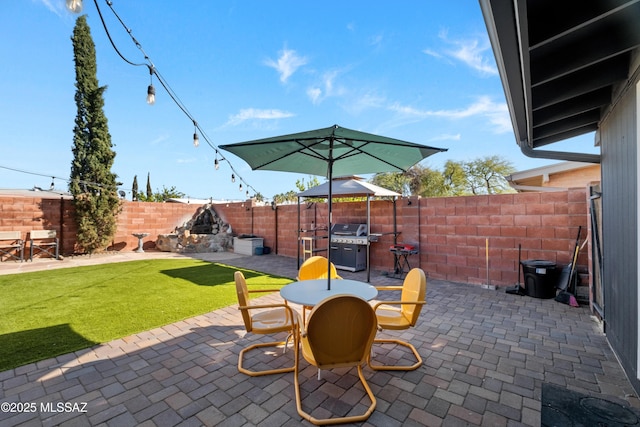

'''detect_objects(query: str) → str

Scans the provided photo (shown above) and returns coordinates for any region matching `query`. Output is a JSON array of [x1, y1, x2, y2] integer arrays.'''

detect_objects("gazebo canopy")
[[297, 176, 400, 198]]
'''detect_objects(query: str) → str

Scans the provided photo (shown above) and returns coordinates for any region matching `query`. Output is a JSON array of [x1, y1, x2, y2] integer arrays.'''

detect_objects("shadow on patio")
[[0, 253, 638, 426]]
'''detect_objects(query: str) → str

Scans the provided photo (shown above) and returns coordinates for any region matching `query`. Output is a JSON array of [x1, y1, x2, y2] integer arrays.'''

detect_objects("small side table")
[[132, 233, 150, 253]]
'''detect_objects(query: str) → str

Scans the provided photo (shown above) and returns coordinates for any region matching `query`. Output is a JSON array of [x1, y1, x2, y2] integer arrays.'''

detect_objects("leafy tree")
[[462, 155, 516, 194], [371, 155, 516, 197], [371, 171, 411, 196], [442, 160, 468, 196], [295, 176, 321, 192], [137, 185, 185, 202], [69, 15, 120, 253], [273, 190, 298, 204], [131, 175, 138, 201], [273, 176, 321, 204]]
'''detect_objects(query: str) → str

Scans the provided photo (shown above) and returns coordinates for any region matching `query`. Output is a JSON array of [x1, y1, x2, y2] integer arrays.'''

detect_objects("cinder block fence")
[[0, 188, 589, 288]]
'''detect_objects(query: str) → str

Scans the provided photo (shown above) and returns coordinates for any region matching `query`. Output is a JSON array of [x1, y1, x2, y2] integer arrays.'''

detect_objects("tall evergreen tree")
[[131, 175, 138, 201], [146, 172, 152, 199], [69, 15, 120, 253]]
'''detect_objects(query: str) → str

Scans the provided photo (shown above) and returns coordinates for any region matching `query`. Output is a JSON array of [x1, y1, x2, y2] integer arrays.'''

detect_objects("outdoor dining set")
[[234, 255, 427, 425]]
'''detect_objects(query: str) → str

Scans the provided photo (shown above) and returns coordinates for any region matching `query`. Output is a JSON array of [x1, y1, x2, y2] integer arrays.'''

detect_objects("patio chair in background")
[[294, 294, 377, 425], [235, 271, 299, 376], [29, 230, 59, 261], [368, 267, 426, 371], [296, 255, 342, 322], [296, 255, 342, 280], [0, 231, 24, 262]]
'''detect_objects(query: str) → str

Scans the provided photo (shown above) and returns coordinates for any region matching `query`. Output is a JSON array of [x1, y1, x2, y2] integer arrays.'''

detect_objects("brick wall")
[[0, 188, 589, 287]]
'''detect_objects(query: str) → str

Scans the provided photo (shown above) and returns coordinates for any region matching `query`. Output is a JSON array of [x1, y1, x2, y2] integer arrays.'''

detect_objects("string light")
[[231, 174, 235, 183], [193, 121, 199, 147], [146, 66, 156, 105], [66, 0, 83, 13], [68, 0, 262, 198], [239, 183, 243, 192]]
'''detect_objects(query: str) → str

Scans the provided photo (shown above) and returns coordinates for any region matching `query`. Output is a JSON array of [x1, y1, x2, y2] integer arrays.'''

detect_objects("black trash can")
[[521, 260, 557, 299]]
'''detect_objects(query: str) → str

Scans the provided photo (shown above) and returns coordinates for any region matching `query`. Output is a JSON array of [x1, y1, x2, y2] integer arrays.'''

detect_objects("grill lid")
[[331, 223, 367, 236]]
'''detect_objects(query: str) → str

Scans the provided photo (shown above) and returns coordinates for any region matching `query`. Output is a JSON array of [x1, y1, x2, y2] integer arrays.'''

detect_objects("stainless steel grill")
[[330, 224, 367, 272]]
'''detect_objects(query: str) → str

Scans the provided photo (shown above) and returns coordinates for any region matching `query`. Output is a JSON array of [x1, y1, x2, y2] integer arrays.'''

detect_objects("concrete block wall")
[[0, 189, 589, 288]]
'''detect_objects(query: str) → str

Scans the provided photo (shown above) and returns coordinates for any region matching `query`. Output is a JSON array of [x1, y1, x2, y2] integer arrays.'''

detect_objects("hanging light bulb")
[[214, 157, 220, 170], [66, 0, 82, 13], [146, 84, 156, 105], [192, 121, 199, 147], [246, 190, 250, 197], [231, 174, 235, 183], [239, 183, 243, 192], [146, 66, 156, 105]]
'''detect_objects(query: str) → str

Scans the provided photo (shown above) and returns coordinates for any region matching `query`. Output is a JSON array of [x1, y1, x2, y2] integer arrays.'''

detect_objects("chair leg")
[[238, 340, 295, 377], [367, 338, 422, 371], [295, 359, 376, 425]]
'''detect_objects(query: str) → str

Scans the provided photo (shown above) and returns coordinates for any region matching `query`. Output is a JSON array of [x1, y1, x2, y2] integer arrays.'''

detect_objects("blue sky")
[[1, 1, 599, 201]]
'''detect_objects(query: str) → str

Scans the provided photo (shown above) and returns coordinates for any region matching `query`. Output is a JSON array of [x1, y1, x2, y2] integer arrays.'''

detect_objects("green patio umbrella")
[[220, 124, 447, 289]]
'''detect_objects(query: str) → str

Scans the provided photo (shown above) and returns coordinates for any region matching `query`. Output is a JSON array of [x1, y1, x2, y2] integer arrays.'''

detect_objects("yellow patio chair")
[[297, 255, 342, 280], [235, 271, 299, 376], [368, 267, 426, 371], [294, 294, 377, 425], [297, 256, 342, 322]]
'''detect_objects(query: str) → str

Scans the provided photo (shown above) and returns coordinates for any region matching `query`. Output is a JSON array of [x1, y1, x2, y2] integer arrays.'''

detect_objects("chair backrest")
[[235, 271, 253, 332], [306, 295, 377, 369], [400, 268, 427, 326], [30, 230, 57, 240], [298, 256, 340, 280], [0, 231, 22, 241]]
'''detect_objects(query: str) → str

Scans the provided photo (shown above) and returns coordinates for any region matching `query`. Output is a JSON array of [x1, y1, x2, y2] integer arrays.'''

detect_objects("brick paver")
[[0, 252, 638, 426]]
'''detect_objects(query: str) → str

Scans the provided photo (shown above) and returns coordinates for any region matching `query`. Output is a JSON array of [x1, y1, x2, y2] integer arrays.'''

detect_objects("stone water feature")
[[156, 204, 233, 253]]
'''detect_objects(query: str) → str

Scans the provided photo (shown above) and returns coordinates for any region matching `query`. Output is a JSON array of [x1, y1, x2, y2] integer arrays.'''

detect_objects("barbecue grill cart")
[[297, 177, 400, 282]]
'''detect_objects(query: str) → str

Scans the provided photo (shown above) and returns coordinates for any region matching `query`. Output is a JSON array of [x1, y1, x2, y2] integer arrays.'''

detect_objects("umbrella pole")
[[297, 196, 301, 269], [327, 142, 334, 291], [367, 195, 371, 282]]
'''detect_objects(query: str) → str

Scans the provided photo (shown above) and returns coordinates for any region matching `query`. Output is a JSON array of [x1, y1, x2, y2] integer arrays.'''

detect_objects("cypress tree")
[[69, 15, 120, 253], [132, 175, 138, 201], [146, 172, 152, 199]]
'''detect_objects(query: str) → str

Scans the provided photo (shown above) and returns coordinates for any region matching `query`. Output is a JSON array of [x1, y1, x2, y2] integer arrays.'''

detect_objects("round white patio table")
[[280, 279, 378, 307]]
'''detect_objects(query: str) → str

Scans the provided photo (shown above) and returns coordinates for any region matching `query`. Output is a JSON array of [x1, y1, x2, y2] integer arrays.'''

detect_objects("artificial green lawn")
[[0, 258, 292, 372]]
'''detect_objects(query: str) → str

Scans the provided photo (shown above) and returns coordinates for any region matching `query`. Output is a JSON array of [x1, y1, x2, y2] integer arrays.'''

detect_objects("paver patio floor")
[[0, 251, 638, 426]]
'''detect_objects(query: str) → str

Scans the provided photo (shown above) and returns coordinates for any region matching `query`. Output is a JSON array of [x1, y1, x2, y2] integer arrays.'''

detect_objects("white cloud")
[[39, 0, 63, 16], [425, 30, 498, 76], [225, 108, 294, 126], [307, 87, 322, 104], [176, 158, 197, 164], [388, 96, 511, 133], [422, 48, 443, 59], [429, 133, 461, 142], [150, 134, 171, 145], [344, 92, 386, 114], [445, 39, 497, 75], [264, 48, 308, 83], [368, 34, 383, 47], [306, 70, 345, 104]]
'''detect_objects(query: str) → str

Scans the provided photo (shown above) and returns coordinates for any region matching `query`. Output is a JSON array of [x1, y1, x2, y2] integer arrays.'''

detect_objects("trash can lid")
[[521, 259, 556, 267]]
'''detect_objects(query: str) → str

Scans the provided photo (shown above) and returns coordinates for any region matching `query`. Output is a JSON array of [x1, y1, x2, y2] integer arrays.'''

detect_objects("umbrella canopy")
[[220, 124, 447, 288], [220, 124, 446, 178]]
